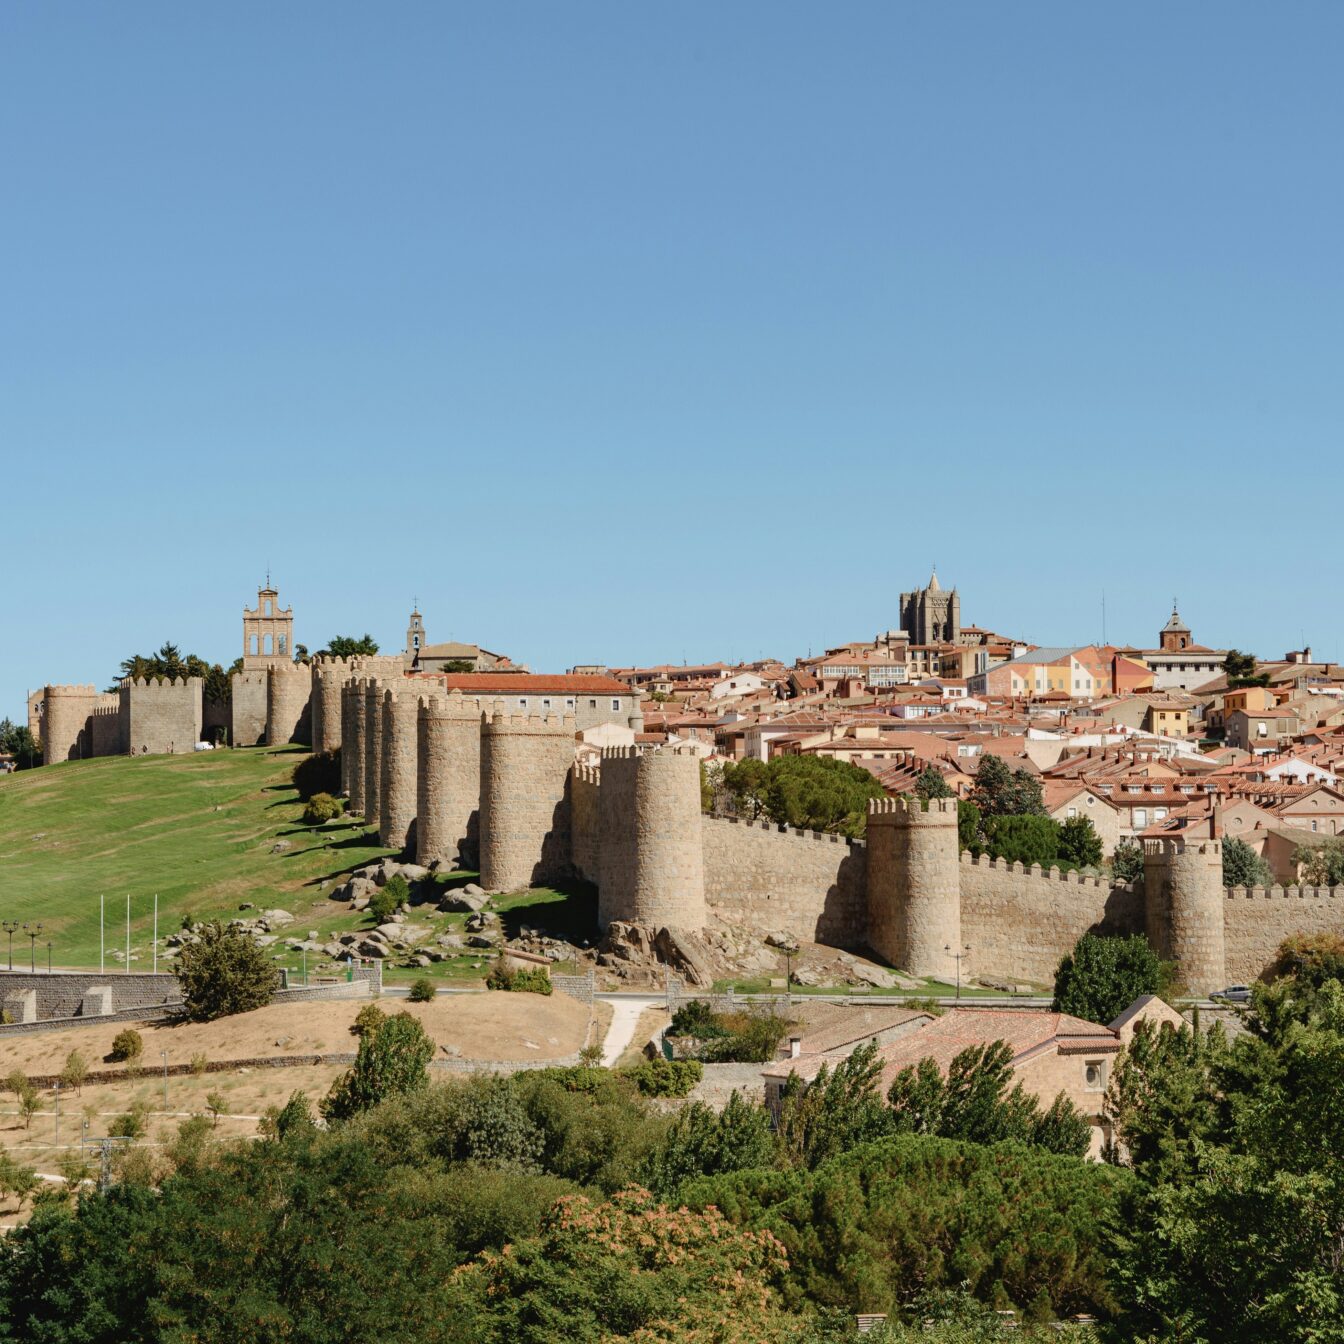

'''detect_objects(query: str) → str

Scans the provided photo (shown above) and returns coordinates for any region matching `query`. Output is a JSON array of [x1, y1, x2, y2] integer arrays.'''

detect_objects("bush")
[[1112, 840, 1144, 883], [189, 1052, 208, 1076], [407, 978, 436, 1003], [302, 792, 343, 826], [292, 750, 341, 801], [1222, 836, 1271, 888], [368, 874, 410, 924], [626, 1058, 703, 1098], [351, 1003, 387, 1037], [322, 1011, 435, 1121], [108, 1101, 149, 1139], [669, 999, 725, 1040], [109, 1029, 144, 1063], [486, 960, 553, 994], [174, 920, 281, 1022]]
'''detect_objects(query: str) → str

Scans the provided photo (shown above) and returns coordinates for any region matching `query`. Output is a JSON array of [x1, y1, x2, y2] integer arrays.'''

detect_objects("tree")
[[0, 719, 41, 770], [60, 1050, 89, 1097], [205, 1092, 229, 1130], [1271, 932, 1344, 988], [717, 755, 886, 836], [322, 1011, 434, 1121], [957, 799, 983, 852], [109, 1029, 143, 1063], [914, 766, 955, 801], [174, 921, 281, 1022], [1222, 836, 1271, 888], [1057, 814, 1103, 869], [979, 814, 1062, 866], [5, 1073, 40, 1132], [1293, 837, 1344, 887], [1052, 933, 1165, 1025], [1111, 839, 1144, 883], [441, 659, 475, 673], [969, 755, 1046, 817], [886, 1040, 1091, 1157], [1223, 648, 1270, 689], [316, 634, 380, 658], [775, 1042, 896, 1169], [0, 1152, 39, 1211]]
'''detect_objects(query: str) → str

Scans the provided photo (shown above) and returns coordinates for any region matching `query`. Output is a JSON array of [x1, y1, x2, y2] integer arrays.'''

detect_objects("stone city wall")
[[231, 669, 269, 747], [416, 691, 484, 869], [701, 816, 868, 947], [0, 970, 181, 1022], [123, 676, 203, 756], [265, 662, 313, 746], [379, 686, 421, 851], [41, 685, 98, 765], [571, 763, 602, 882], [1224, 885, 1344, 984], [959, 853, 1145, 987], [89, 693, 128, 757]]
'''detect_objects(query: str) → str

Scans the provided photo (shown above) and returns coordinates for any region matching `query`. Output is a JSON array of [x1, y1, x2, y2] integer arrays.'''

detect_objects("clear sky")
[[3, 4, 1342, 714]]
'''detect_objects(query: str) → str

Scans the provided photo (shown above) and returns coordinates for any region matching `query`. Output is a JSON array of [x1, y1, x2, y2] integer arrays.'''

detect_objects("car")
[[1211, 985, 1251, 1003]]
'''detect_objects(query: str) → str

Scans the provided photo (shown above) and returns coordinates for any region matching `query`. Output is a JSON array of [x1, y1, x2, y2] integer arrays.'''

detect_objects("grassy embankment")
[[0, 747, 596, 985]]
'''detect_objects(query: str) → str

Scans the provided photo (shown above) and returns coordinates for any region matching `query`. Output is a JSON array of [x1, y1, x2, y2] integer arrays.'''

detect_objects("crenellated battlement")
[[704, 814, 864, 849], [574, 763, 601, 787], [127, 675, 203, 694], [1226, 884, 1344, 901], [958, 849, 1129, 892], [482, 709, 577, 732], [43, 684, 98, 697], [868, 795, 958, 823]]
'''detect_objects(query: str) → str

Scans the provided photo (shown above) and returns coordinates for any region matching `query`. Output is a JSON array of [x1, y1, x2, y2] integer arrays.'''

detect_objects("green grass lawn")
[[0, 747, 601, 985]]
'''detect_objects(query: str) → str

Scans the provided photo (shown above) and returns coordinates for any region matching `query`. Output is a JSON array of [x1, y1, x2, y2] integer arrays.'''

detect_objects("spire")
[[927, 566, 941, 592]]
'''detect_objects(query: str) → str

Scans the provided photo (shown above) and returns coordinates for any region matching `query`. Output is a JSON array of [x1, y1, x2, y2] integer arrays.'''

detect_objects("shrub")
[[108, 1101, 149, 1139], [59, 1050, 89, 1095], [189, 1052, 208, 1076], [486, 960, 553, 994], [292, 749, 341, 801], [626, 1057, 703, 1098], [302, 791, 343, 826], [368, 875, 410, 924], [1112, 840, 1144, 883], [701, 1011, 789, 1064], [174, 920, 280, 1021], [1270, 932, 1344, 987], [407, 977, 436, 1003], [351, 1003, 387, 1037], [669, 999, 725, 1040], [109, 1029, 144, 1063], [205, 1092, 229, 1129]]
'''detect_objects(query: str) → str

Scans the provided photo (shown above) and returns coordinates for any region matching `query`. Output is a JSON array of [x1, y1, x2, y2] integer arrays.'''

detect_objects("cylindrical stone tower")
[[479, 708, 576, 893], [416, 691, 483, 869], [363, 679, 386, 833], [866, 797, 963, 980], [1144, 838, 1226, 995], [379, 687, 421, 852], [346, 678, 369, 814], [339, 679, 357, 798], [598, 748, 706, 930], [265, 663, 313, 746], [42, 685, 98, 765], [310, 658, 349, 756]]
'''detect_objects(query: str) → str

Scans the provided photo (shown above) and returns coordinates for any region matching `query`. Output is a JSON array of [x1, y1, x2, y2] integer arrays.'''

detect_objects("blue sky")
[[3, 4, 1342, 714]]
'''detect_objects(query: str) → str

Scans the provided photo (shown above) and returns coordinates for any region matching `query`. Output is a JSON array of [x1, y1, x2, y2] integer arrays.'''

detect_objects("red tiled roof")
[[412, 673, 634, 694]]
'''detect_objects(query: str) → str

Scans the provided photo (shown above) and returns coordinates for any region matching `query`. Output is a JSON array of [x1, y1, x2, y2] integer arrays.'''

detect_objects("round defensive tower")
[[379, 686, 421, 851], [598, 747, 706, 931], [363, 678, 386, 833], [479, 708, 576, 893], [416, 691, 483, 868], [1144, 838, 1226, 995], [42, 685, 98, 765], [310, 658, 350, 756], [339, 679, 358, 798], [346, 678, 369, 814], [866, 796, 963, 980], [265, 663, 313, 746]]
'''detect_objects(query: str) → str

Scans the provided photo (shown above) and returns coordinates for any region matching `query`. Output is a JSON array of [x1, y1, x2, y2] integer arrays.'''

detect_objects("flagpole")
[[100, 894, 104, 973], [153, 894, 158, 975], [125, 893, 130, 975]]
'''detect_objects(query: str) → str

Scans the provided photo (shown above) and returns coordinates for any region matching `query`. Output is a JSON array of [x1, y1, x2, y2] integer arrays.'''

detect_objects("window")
[[542, 698, 552, 710], [518, 698, 527, 708], [1086, 795, 1095, 807], [565, 698, 574, 709], [1084, 1060, 1106, 1091], [1154, 808, 1168, 821], [278, 635, 287, 656], [589, 699, 597, 709], [1134, 809, 1148, 828], [1067, 806, 1078, 819], [611, 699, 621, 711], [1312, 820, 1319, 832]]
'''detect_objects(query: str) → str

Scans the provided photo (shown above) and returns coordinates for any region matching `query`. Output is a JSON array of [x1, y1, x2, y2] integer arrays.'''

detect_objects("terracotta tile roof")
[[413, 673, 634, 695]]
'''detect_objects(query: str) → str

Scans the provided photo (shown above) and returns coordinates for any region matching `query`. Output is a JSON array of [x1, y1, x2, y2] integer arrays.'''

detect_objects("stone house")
[[1042, 781, 1122, 855]]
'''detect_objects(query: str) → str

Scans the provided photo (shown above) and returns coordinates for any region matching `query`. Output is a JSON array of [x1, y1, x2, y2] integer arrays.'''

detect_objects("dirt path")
[[598, 995, 661, 1067]]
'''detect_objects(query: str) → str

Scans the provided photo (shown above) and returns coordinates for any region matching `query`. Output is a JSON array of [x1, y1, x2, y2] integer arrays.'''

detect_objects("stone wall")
[[89, 693, 128, 756], [959, 853, 1144, 986], [123, 676, 203, 755], [416, 691, 484, 868], [363, 678, 386, 829], [0, 970, 181, 1021], [701, 816, 867, 947], [479, 710, 576, 892], [598, 748, 706, 930], [231, 669, 269, 747], [379, 686, 421, 851], [310, 658, 348, 755], [1224, 885, 1344, 983], [571, 763, 601, 882], [265, 662, 312, 746], [345, 678, 367, 811], [42, 684, 98, 764]]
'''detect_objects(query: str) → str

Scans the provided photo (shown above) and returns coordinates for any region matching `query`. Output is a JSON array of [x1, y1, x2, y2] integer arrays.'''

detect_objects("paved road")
[[597, 994, 662, 1066]]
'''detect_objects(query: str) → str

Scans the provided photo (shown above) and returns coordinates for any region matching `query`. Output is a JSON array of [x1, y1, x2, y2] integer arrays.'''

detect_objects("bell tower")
[[406, 606, 426, 662], [242, 580, 294, 668]]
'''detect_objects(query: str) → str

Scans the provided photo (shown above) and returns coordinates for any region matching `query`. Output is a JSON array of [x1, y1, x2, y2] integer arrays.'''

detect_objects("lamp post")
[[1, 920, 18, 970], [161, 1051, 169, 1112], [944, 943, 971, 1002], [47, 941, 53, 973], [23, 922, 44, 972]]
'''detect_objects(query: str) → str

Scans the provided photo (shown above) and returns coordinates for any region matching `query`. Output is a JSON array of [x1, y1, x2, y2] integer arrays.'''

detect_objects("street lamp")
[[1, 920, 18, 970], [944, 943, 971, 1002], [161, 1051, 169, 1112], [22, 922, 44, 972], [47, 941, 53, 974]]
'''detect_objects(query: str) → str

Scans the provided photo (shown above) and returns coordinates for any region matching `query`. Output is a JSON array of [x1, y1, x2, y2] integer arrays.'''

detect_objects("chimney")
[[789, 1036, 803, 1059]]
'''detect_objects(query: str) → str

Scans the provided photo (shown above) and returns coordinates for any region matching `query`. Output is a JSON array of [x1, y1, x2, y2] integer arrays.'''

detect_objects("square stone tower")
[[242, 584, 294, 668]]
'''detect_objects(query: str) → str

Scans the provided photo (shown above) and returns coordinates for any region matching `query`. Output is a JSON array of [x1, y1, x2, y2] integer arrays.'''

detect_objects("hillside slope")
[[0, 747, 393, 970]]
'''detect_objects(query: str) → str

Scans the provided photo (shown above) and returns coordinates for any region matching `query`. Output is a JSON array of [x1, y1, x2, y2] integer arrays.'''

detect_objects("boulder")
[[461, 882, 485, 898], [271, 840, 293, 854], [260, 909, 295, 928], [398, 864, 431, 883], [466, 933, 495, 949], [357, 939, 390, 959], [374, 923, 403, 941], [440, 891, 488, 913]]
